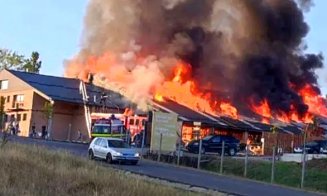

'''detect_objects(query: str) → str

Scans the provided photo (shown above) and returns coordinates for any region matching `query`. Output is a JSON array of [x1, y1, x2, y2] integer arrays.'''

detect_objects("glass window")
[[94, 138, 101, 145], [111, 125, 125, 134], [0, 80, 8, 90], [92, 125, 110, 134], [16, 95, 24, 102], [135, 119, 140, 126], [100, 139, 108, 148], [203, 135, 213, 141], [211, 136, 221, 143], [6, 96, 10, 103], [129, 119, 134, 125], [17, 114, 21, 121], [23, 114, 27, 121], [108, 140, 129, 148]]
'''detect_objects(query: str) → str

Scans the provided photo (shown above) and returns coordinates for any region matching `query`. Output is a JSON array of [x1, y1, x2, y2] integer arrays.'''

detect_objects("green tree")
[[21, 52, 42, 73], [0, 49, 25, 70], [0, 49, 41, 73]]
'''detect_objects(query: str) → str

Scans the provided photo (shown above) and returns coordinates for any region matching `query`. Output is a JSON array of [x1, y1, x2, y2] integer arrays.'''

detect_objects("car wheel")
[[228, 148, 236, 156], [131, 161, 138, 165], [106, 153, 113, 164], [88, 150, 94, 160]]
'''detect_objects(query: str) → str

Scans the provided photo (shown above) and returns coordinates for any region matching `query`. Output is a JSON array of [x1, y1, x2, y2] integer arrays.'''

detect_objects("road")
[[7, 136, 325, 196]]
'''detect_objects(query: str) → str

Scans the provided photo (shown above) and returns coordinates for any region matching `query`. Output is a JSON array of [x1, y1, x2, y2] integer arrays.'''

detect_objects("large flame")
[[249, 84, 323, 124], [154, 61, 238, 118], [299, 84, 327, 117]]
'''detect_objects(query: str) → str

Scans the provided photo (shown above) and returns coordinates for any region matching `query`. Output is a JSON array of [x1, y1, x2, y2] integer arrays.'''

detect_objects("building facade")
[[0, 69, 126, 142]]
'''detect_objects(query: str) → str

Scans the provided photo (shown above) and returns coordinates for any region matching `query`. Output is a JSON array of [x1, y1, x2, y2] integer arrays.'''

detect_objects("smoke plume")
[[65, 0, 324, 118]]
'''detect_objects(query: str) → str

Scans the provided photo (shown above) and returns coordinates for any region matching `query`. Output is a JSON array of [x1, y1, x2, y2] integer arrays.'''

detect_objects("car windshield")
[[92, 125, 110, 134], [108, 140, 130, 148], [202, 136, 213, 141], [306, 142, 318, 146]]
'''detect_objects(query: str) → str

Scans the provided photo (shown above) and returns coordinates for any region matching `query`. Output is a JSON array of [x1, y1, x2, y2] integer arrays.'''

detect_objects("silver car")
[[88, 137, 140, 165]]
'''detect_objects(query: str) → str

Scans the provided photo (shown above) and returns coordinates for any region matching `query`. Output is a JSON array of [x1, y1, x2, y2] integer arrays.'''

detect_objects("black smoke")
[[68, 0, 324, 117]]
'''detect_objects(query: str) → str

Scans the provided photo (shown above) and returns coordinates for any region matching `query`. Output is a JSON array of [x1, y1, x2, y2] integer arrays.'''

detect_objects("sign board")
[[193, 122, 202, 126], [150, 112, 178, 152]]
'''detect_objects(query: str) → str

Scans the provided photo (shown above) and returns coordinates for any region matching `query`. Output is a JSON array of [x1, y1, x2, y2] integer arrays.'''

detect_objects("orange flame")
[[154, 61, 238, 118], [154, 93, 164, 102], [298, 84, 327, 117], [123, 108, 134, 116], [250, 99, 313, 124]]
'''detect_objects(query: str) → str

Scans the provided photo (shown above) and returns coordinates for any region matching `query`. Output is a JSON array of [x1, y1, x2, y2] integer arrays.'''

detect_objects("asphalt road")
[[6, 136, 326, 196]]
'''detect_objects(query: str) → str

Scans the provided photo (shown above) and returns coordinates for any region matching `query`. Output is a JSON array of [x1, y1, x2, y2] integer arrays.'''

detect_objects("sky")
[[0, 0, 326, 93]]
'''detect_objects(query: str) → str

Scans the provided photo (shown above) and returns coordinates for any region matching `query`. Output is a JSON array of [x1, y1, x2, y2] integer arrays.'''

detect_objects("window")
[[10, 114, 15, 121], [135, 119, 140, 126], [100, 139, 108, 148], [108, 140, 129, 148], [111, 125, 125, 134], [23, 113, 27, 121], [94, 138, 101, 145], [92, 125, 109, 134], [17, 114, 21, 121], [211, 136, 221, 143], [129, 119, 135, 125], [16, 95, 24, 102], [6, 96, 10, 103], [0, 80, 8, 90]]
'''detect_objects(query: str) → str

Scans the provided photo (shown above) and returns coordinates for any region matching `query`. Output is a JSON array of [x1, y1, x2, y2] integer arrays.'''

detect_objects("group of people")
[[29, 124, 48, 139], [7, 122, 20, 135]]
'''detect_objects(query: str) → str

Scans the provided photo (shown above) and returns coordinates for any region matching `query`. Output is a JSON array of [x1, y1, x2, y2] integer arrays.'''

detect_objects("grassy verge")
[[0, 143, 200, 196], [203, 158, 327, 193], [145, 153, 327, 193]]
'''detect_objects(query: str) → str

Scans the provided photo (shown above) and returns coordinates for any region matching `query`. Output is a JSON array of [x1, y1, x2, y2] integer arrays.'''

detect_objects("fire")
[[123, 108, 134, 116], [220, 102, 238, 119], [298, 84, 327, 117], [250, 99, 271, 124], [154, 61, 238, 118], [250, 99, 313, 124], [154, 93, 164, 102]]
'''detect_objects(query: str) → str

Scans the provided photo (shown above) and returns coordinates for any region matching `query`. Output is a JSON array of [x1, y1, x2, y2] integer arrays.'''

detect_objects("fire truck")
[[91, 116, 128, 140], [90, 113, 147, 141]]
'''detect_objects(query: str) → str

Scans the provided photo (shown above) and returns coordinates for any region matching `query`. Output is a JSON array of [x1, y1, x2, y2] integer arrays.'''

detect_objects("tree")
[[0, 49, 25, 70], [0, 49, 41, 73], [0, 96, 5, 130], [42, 101, 54, 139], [21, 52, 42, 73]]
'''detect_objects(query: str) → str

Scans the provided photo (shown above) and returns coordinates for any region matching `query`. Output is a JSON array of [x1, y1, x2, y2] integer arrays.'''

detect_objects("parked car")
[[88, 137, 140, 165], [322, 145, 327, 154], [293, 140, 327, 154], [186, 135, 240, 156]]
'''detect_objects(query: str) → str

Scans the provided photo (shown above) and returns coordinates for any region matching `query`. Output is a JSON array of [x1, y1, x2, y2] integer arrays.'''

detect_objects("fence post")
[[301, 126, 308, 189], [244, 131, 249, 177], [177, 134, 181, 166], [157, 133, 163, 162], [220, 141, 225, 174], [271, 146, 276, 183], [141, 130, 146, 159], [197, 139, 202, 169]]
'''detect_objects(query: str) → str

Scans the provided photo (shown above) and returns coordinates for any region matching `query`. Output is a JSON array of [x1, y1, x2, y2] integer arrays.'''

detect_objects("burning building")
[[63, 0, 327, 153]]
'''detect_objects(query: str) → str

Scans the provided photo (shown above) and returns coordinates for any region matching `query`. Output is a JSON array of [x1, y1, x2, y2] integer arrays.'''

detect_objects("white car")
[[88, 137, 140, 165]]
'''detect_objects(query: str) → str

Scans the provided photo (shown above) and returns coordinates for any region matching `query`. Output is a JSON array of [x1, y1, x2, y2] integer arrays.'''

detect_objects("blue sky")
[[0, 0, 326, 93]]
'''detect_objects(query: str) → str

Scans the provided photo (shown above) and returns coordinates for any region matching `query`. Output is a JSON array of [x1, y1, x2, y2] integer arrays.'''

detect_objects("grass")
[[0, 143, 201, 196], [203, 157, 327, 193]]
